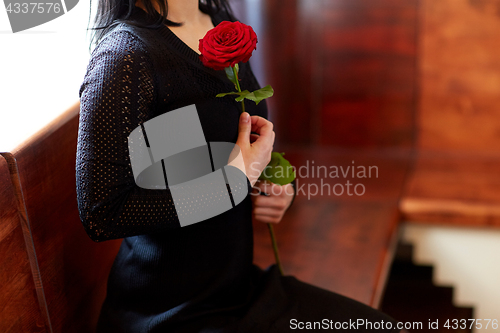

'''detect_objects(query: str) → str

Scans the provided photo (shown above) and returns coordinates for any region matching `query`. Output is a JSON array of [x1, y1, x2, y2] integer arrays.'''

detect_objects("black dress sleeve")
[[76, 30, 249, 242]]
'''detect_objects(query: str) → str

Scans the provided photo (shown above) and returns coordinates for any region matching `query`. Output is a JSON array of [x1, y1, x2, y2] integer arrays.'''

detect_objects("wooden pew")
[[253, 147, 412, 307], [0, 156, 46, 332], [401, 151, 500, 226], [2, 102, 122, 332]]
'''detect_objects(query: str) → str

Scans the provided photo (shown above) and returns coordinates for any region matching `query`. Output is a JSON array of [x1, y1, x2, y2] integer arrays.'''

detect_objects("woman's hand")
[[251, 180, 294, 224], [229, 112, 275, 187]]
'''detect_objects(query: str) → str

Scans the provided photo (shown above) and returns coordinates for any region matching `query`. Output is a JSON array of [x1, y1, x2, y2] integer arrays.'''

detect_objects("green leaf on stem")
[[259, 152, 296, 185], [235, 85, 274, 105], [216, 91, 246, 98], [224, 64, 239, 86]]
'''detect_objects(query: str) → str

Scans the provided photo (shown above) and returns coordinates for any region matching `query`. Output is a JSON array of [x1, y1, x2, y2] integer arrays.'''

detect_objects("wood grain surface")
[[7, 102, 122, 333], [0, 155, 46, 332], [401, 151, 500, 226], [399, 0, 500, 225], [253, 147, 412, 307], [265, 0, 418, 148], [417, 0, 500, 153]]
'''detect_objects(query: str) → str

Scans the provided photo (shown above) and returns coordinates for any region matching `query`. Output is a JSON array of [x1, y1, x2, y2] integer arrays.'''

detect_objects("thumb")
[[236, 112, 251, 146]]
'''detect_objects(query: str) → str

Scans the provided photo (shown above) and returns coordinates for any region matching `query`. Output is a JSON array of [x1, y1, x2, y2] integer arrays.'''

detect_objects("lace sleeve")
[[76, 30, 177, 242]]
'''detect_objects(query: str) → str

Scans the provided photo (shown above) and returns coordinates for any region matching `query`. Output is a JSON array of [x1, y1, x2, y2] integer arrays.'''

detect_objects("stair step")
[[381, 242, 475, 333], [389, 261, 434, 281], [383, 283, 454, 306], [394, 242, 414, 262]]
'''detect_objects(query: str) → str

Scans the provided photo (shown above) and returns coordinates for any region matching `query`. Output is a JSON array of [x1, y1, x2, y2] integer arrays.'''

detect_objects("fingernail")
[[242, 112, 249, 123]]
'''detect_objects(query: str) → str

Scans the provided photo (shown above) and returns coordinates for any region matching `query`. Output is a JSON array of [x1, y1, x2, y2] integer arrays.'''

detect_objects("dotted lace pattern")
[[77, 30, 178, 241]]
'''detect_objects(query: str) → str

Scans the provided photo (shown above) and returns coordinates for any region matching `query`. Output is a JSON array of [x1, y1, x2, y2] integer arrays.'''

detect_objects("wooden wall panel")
[[263, 0, 315, 145], [264, 0, 418, 148], [319, 0, 418, 147], [0, 156, 46, 332], [418, 0, 500, 153], [399, 0, 500, 226], [9, 103, 122, 333]]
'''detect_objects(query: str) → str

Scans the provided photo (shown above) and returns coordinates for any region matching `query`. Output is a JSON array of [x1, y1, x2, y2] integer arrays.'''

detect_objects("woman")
[[76, 0, 403, 331]]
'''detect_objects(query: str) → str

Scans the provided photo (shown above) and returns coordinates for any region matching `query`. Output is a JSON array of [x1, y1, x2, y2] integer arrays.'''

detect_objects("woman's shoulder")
[[80, 25, 157, 98], [92, 23, 150, 56], [84, 23, 160, 81]]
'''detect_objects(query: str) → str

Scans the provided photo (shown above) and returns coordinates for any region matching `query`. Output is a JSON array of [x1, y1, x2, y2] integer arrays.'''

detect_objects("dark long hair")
[[87, 0, 235, 51]]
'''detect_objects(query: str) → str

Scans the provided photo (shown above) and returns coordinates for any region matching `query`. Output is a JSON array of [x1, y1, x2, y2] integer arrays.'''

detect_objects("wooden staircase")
[[381, 243, 474, 333]]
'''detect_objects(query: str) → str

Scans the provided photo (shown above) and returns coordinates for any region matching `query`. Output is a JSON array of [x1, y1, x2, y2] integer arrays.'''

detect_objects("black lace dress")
[[76, 6, 401, 332]]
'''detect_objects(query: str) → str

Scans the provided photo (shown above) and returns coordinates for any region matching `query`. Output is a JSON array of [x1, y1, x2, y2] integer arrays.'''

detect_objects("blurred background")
[[234, 0, 500, 331], [236, 0, 500, 151], [1, 0, 500, 332]]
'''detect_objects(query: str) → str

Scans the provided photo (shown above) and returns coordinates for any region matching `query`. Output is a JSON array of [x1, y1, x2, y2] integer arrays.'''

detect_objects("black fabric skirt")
[[97, 263, 400, 333]]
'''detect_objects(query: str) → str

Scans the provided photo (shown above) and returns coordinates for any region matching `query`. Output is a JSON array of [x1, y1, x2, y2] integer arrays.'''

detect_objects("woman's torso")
[[99, 5, 268, 328]]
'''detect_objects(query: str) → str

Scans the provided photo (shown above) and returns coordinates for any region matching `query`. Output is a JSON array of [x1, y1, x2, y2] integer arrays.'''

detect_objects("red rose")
[[199, 21, 258, 71]]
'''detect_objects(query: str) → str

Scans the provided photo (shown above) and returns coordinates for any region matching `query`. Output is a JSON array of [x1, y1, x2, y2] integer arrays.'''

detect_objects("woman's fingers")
[[251, 180, 295, 224], [253, 181, 294, 198], [250, 133, 260, 143], [253, 207, 283, 218], [252, 195, 289, 209], [254, 181, 281, 195], [250, 116, 274, 146], [251, 185, 290, 209], [236, 112, 251, 147], [232, 115, 276, 187], [253, 214, 281, 224], [250, 115, 272, 134]]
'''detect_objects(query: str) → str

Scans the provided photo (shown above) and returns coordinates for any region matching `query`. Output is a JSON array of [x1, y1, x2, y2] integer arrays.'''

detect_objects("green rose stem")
[[267, 222, 285, 275], [230, 64, 283, 276], [232, 66, 245, 114]]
